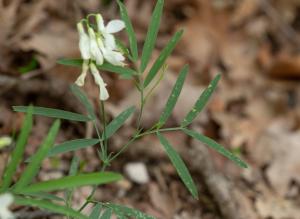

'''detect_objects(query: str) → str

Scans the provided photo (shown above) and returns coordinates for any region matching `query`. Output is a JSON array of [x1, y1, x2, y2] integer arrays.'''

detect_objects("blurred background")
[[1, 0, 300, 218]]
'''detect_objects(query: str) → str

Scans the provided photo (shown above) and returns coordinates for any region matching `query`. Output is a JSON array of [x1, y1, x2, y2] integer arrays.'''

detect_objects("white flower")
[[77, 22, 91, 60], [74, 14, 127, 101], [0, 193, 15, 219], [96, 14, 125, 50], [75, 60, 89, 87], [88, 27, 104, 65], [90, 63, 109, 101]]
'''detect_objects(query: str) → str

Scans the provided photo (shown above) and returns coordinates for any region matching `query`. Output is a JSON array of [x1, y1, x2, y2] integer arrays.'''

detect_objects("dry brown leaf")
[[253, 118, 300, 196]]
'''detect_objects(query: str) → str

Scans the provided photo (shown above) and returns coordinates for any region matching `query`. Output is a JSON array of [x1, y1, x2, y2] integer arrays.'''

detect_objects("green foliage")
[[70, 84, 96, 120], [15, 197, 89, 219], [48, 138, 100, 157], [157, 65, 188, 128], [183, 129, 248, 168], [13, 106, 91, 122], [14, 120, 61, 192], [103, 106, 135, 139], [157, 132, 198, 199], [117, 0, 138, 61], [140, 0, 164, 72], [102, 203, 155, 219], [1, 106, 33, 192], [90, 204, 103, 219], [143, 30, 183, 87], [20, 172, 122, 193], [181, 74, 221, 127]]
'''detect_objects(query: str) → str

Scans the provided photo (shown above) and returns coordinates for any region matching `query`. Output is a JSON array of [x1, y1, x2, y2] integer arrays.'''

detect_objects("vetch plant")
[[3, 0, 248, 218]]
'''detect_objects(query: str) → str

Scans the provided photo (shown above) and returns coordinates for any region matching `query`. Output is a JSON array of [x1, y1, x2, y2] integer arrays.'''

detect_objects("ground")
[[0, 0, 300, 218]]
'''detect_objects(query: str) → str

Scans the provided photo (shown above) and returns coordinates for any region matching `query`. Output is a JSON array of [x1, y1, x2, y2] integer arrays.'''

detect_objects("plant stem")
[[108, 127, 182, 162], [136, 76, 145, 130]]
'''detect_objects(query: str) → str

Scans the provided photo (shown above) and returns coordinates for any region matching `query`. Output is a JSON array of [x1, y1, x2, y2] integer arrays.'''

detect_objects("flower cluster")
[[75, 14, 126, 101]]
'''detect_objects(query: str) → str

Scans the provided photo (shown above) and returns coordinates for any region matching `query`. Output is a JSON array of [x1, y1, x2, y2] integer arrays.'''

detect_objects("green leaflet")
[[104, 203, 155, 219], [13, 106, 91, 122], [157, 65, 188, 127], [144, 30, 183, 87], [26, 139, 99, 162], [0, 106, 33, 192], [15, 197, 88, 219], [57, 59, 136, 79], [48, 138, 100, 157], [181, 74, 221, 127], [90, 204, 102, 219], [28, 192, 65, 202], [103, 106, 135, 139], [183, 129, 248, 168], [14, 120, 61, 192], [70, 84, 96, 120], [100, 208, 113, 219], [140, 0, 164, 72], [19, 172, 122, 193], [65, 156, 80, 207], [117, 0, 138, 61], [157, 132, 198, 199]]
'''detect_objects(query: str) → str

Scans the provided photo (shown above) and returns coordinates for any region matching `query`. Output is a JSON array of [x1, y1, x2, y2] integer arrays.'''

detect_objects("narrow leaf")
[[15, 197, 88, 219], [48, 138, 100, 157], [65, 156, 80, 207], [0, 106, 33, 192], [157, 132, 198, 199], [57, 59, 136, 79], [19, 172, 122, 193], [140, 0, 164, 72], [104, 106, 135, 139], [181, 74, 221, 127], [90, 204, 102, 219], [104, 203, 155, 219], [100, 208, 113, 219], [183, 129, 248, 168], [70, 84, 96, 120], [144, 30, 183, 87], [157, 65, 188, 127], [13, 106, 90, 122], [117, 0, 138, 61], [28, 192, 65, 202], [14, 120, 60, 191]]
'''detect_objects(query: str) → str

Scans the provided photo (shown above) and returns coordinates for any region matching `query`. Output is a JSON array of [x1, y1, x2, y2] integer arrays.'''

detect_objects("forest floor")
[[1, 0, 300, 218]]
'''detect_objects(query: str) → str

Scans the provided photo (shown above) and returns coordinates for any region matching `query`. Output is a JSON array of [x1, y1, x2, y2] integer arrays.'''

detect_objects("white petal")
[[88, 28, 104, 65], [0, 194, 15, 219], [106, 20, 125, 34], [75, 61, 89, 86], [90, 63, 109, 101], [0, 194, 13, 207], [79, 34, 91, 60], [77, 23, 91, 60], [96, 14, 105, 32], [99, 83, 109, 101], [102, 48, 125, 66], [104, 33, 117, 50], [0, 208, 15, 219]]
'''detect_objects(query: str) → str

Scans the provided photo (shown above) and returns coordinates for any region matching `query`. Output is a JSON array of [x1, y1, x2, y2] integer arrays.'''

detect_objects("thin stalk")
[[100, 101, 108, 160], [78, 163, 109, 212], [136, 76, 145, 130], [108, 127, 182, 162]]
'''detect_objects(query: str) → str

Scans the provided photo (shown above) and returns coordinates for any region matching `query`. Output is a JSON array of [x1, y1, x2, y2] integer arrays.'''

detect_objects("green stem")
[[108, 127, 182, 162], [136, 76, 145, 130], [100, 101, 108, 160]]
